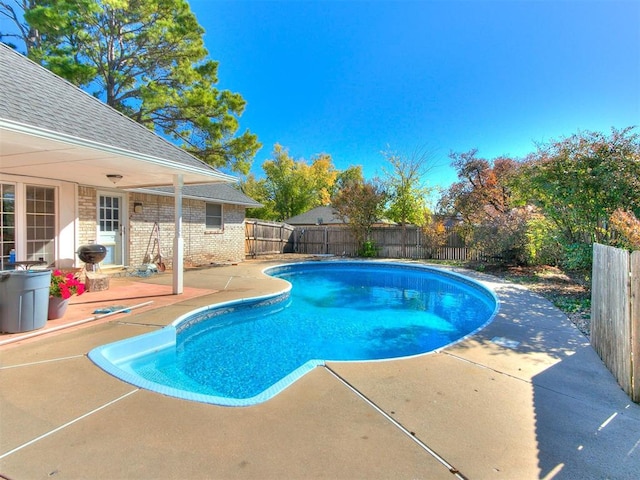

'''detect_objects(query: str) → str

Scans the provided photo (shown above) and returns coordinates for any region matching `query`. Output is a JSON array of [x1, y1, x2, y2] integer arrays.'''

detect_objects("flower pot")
[[48, 297, 70, 320]]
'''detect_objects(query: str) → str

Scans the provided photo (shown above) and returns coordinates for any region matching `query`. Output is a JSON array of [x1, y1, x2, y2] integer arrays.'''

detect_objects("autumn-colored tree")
[[331, 178, 388, 255], [439, 149, 518, 224], [421, 216, 448, 257], [257, 144, 338, 221], [609, 209, 640, 250], [437, 149, 527, 262]]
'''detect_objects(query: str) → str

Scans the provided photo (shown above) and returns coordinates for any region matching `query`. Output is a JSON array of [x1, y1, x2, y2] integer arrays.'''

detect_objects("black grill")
[[77, 244, 107, 264]]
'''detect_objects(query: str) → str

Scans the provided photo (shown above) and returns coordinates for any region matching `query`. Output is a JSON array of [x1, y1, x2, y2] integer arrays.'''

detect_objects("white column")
[[172, 174, 184, 294]]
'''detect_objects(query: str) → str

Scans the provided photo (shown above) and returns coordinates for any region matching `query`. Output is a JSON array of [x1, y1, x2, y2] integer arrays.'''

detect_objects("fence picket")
[[591, 243, 637, 402], [631, 251, 640, 402], [246, 221, 483, 262], [245, 220, 295, 256]]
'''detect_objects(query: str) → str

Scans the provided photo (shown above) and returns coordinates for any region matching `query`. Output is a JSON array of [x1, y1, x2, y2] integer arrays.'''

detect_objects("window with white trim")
[[1, 183, 15, 270], [205, 203, 223, 230], [26, 185, 56, 264]]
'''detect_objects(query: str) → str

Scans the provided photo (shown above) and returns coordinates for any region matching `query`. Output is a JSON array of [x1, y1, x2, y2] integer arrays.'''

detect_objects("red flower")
[[50, 270, 85, 298]]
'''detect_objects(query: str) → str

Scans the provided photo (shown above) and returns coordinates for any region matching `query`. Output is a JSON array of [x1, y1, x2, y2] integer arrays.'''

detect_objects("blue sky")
[[191, 0, 640, 192]]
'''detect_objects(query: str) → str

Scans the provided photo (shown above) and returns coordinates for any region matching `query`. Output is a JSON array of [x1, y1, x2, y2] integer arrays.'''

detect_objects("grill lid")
[[77, 244, 107, 264]]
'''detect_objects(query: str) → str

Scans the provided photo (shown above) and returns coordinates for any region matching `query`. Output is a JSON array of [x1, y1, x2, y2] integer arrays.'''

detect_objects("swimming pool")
[[89, 261, 498, 406]]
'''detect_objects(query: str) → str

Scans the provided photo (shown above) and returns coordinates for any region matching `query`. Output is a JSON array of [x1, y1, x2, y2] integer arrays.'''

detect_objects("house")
[[285, 205, 396, 227], [284, 206, 346, 226], [0, 43, 260, 293]]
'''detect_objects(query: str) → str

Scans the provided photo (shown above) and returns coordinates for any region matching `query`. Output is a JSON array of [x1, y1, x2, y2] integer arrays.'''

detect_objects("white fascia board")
[[0, 119, 237, 183], [130, 187, 262, 208]]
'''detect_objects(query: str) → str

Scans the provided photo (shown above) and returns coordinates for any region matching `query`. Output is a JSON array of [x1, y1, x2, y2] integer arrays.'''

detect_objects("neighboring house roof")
[[139, 183, 262, 208], [0, 43, 234, 188], [285, 206, 346, 225], [285, 205, 399, 227]]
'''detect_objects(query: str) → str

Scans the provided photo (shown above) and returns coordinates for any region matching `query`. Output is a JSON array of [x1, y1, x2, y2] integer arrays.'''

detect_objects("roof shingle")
[[145, 183, 262, 207], [0, 43, 218, 172]]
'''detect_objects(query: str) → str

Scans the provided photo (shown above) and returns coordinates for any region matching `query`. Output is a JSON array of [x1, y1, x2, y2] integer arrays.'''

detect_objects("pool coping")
[[88, 261, 500, 407]]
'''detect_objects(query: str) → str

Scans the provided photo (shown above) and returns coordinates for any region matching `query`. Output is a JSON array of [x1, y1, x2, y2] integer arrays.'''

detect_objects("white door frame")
[[96, 190, 127, 267]]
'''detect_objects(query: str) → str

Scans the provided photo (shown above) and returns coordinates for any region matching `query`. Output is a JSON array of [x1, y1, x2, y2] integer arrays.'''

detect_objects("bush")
[[470, 208, 531, 265], [609, 209, 640, 250], [523, 215, 563, 266], [562, 242, 593, 271], [358, 241, 378, 257]]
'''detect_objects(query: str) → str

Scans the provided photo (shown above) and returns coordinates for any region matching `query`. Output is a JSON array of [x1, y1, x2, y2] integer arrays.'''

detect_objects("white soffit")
[[0, 126, 236, 188]]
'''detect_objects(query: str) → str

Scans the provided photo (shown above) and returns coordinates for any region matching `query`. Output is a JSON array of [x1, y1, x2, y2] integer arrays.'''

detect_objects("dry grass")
[[481, 265, 592, 337]]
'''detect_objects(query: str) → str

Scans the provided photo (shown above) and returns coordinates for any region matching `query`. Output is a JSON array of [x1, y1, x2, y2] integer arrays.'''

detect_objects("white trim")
[[173, 174, 184, 295], [130, 187, 261, 208], [96, 190, 128, 267], [205, 202, 224, 230], [0, 120, 236, 182]]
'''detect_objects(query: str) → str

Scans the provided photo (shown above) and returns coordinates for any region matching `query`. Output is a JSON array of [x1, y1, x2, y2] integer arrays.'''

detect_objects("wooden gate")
[[591, 243, 640, 402], [245, 220, 294, 257]]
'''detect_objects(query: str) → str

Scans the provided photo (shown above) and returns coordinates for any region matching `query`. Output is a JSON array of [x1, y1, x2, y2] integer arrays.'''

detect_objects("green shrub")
[[523, 215, 563, 266], [358, 241, 378, 257], [562, 242, 593, 271]]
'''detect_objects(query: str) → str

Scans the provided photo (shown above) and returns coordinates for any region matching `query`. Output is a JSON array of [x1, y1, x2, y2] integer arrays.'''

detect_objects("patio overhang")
[[0, 121, 236, 188], [1, 120, 238, 296]]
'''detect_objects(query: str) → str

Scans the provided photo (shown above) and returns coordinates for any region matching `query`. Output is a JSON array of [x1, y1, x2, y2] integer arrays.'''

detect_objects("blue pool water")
[[89, 261, 498, 406]]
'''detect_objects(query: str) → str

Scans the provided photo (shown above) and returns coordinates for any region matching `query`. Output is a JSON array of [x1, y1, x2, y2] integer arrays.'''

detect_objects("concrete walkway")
[[1, 259, 638, 479]]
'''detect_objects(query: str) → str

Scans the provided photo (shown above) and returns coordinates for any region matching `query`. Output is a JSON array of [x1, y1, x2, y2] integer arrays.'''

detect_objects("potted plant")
[[49, 270, 85, 319]]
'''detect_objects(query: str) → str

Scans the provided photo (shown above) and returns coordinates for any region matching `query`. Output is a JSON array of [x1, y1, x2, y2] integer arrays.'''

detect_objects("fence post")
[[324, 227, 328, 254], [631, 251, 640, 402]]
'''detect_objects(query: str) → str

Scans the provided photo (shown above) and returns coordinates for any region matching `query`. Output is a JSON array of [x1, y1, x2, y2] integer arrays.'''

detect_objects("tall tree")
[[0, 0, 42, 53], [382, 147, 434, 257], [238, 174, 275, 220], [439, 149, 518, 223], [260, 144, 338, 221], [333, 165, 364, 194], [331, 178, 388, 255], [438, 150, 533, 263], [2, 0, 260, 173]]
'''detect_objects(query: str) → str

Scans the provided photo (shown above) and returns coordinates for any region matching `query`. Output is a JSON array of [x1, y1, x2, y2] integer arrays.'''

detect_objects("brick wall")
[[78, 188, 247, 267], [127, 192, 247, 268], [78, 186, 97, 245]]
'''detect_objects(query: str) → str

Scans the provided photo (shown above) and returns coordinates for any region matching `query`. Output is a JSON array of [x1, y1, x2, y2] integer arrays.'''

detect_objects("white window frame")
[[0, 182, 16, 270], [25, 184, 57, 264], [205, 202, 223, 231]]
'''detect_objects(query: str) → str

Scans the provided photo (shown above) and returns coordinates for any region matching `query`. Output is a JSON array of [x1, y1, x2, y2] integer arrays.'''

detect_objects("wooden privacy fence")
[[245, 221, 483, 261], [245, 219, 295, 257], [289, 225, 483, 261], [591, 243, 640, 402]]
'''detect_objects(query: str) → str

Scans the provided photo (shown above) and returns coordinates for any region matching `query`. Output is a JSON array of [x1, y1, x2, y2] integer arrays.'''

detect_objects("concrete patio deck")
[[1, 258, 639, 479]]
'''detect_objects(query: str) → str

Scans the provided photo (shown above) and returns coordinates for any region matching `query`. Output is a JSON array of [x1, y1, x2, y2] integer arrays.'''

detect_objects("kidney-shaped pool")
[[89, 261, 498, 406]]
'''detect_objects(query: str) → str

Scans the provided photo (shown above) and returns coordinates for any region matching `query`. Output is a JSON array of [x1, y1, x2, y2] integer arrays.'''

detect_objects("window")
[[1, 183, 15, 269], [99, 195, 120, 232], [26, 185, 56, 264], [206, 203, 223, 230]]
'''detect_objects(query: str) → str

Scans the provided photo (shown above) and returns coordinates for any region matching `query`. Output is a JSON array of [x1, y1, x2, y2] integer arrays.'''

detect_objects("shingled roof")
[[0, 43, 235, 187], [285, 206, 346, 225], [142, 183, 262, 207]]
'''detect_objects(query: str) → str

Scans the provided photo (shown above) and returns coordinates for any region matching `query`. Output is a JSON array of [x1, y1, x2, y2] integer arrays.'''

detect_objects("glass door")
[[97, 193, 125, 266]]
